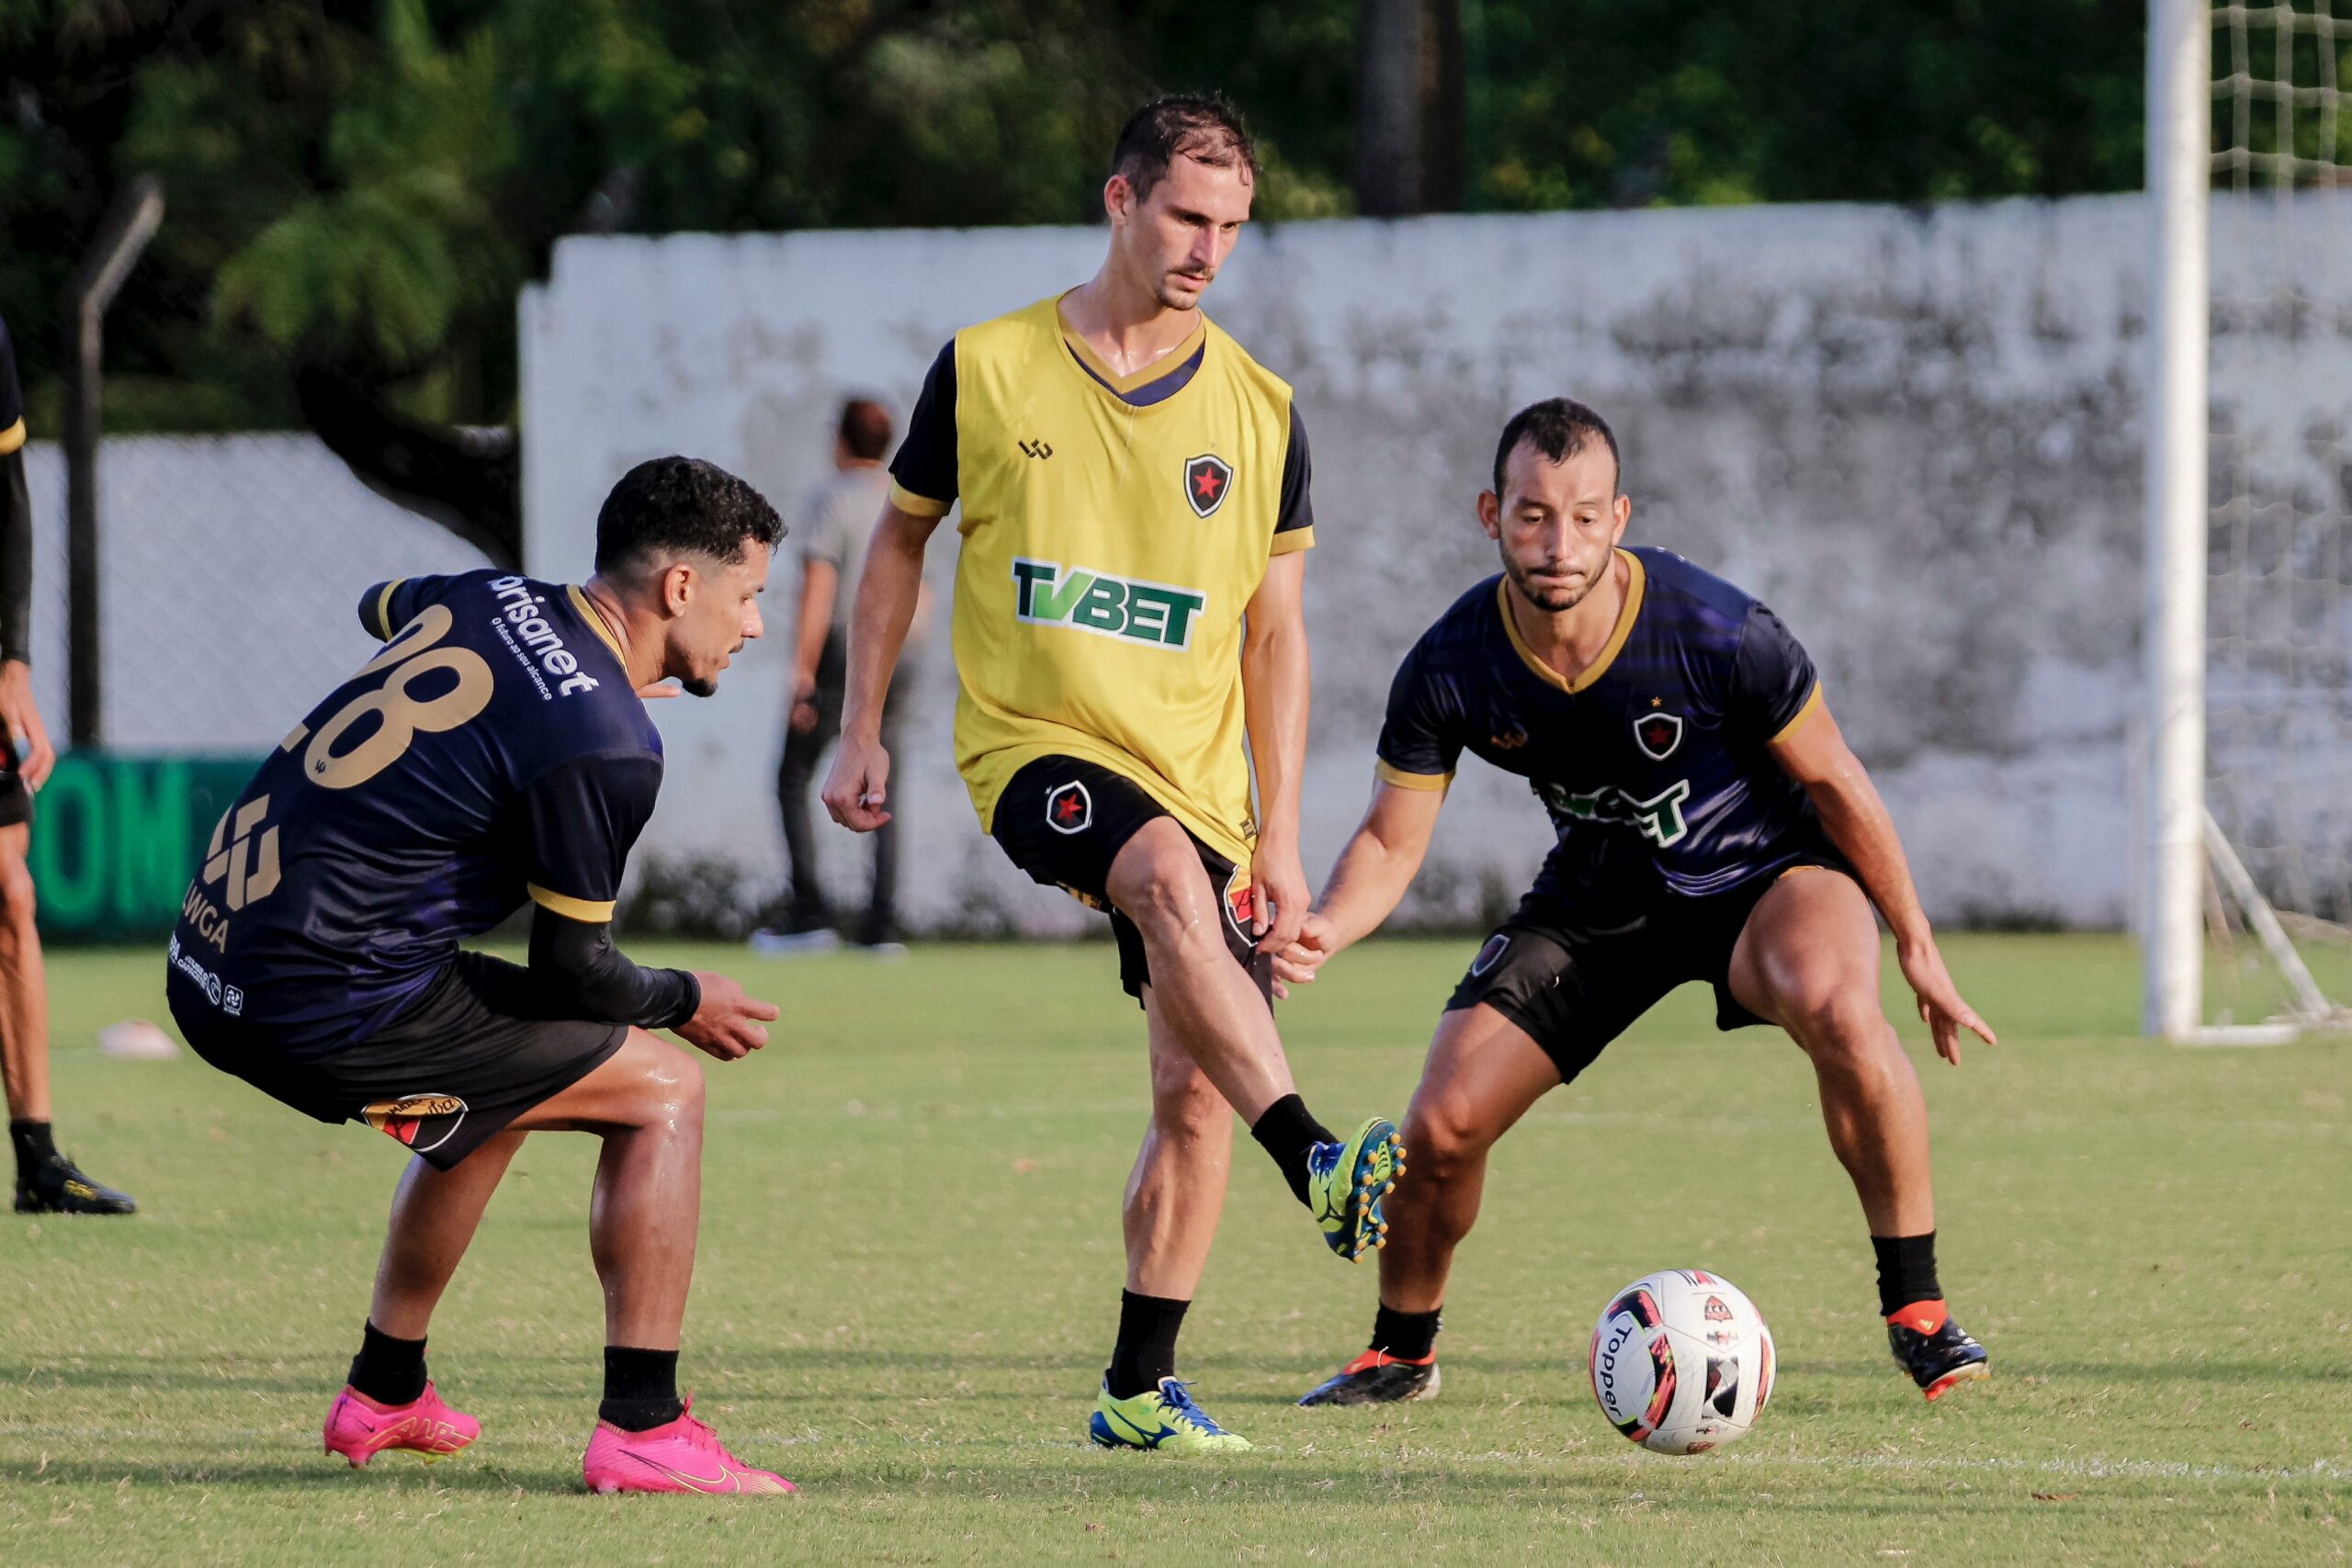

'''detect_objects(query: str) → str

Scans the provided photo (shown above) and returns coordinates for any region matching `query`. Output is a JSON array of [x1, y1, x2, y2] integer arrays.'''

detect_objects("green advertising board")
[[28, 753, 264, 942]]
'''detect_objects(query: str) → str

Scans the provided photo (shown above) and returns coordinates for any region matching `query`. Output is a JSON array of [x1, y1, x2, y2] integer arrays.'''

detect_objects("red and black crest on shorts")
[[1634, 710, 1684, 761], [1046, 780, 1092, 835], [1469, 932, 1512, 977], [1183, 454, 1233, 518], [361, 1093, 469, 1155]]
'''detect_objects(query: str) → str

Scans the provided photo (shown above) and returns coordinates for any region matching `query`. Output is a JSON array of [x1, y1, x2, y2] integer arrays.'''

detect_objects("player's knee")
[[619, 1032, 705, 1129], [1119, 855, 1216, 954], [1789, 987, 1888, 1064], [1402, 1096, 1493, 1182]]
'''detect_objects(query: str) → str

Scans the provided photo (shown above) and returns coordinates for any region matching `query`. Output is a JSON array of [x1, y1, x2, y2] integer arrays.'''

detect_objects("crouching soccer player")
[[164, 457, 797, 1494], [1285, 400, 1995, 1408]]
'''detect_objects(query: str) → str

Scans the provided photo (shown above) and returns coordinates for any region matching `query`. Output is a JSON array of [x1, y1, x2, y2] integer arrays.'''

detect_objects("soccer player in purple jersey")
[[1286, 400, 1996, 1408]]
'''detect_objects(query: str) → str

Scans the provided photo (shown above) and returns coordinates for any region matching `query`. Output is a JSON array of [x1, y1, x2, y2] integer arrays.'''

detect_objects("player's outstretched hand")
[[0, 660, 56, 791], [822, 731, 892, 832], [679, 972, 780, 1062], [1250, 838, 1309, 957], [1272, 910, 1339, 996], [1898, 940, 1996, 1066]]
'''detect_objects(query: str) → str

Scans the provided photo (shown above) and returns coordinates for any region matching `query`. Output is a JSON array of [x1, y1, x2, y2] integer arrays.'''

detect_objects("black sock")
[[1370, 1303, 1442, 1362], [1105, 1291, 1190, 1398], [600, 1346, 684, 1431], [10, 1120, 57, 1180], [1871, 1232, 1943, 1318], [347, 1320, 428, 1405], [1250, 1094, 1337, 1208]]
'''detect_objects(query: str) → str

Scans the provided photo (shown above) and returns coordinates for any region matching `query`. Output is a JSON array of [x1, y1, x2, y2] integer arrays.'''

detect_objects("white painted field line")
[[1714, 1451, 2347, 1485]]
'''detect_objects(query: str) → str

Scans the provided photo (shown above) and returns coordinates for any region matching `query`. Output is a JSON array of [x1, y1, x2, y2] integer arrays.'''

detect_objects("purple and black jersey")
[[1377, 546, 1826, 903], [168, 570, 662, 1058]]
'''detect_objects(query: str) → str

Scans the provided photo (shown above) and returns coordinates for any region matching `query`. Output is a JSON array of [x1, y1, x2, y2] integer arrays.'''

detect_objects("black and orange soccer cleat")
[[1296, 1348, 1441, 1407], [1887, 1301, 1989, 1401]]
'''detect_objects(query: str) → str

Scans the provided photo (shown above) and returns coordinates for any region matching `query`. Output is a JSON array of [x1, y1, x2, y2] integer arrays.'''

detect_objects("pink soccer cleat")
[[582, 1397, 796, 1495], [322, 1382, 481, 1467]]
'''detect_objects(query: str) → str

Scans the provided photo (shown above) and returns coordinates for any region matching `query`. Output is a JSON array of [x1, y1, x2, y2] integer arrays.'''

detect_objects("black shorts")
[[990, 755, 1272, 1009], [169, 948, 628, 1170], [0, 742, 29, 829], [1447, 854, 1856, 1085]]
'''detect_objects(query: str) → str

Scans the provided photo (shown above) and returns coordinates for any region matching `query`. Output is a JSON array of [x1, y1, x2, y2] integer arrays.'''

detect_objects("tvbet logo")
[[1539, 777, 1694, 849], [1011, 558, 1206, 650]]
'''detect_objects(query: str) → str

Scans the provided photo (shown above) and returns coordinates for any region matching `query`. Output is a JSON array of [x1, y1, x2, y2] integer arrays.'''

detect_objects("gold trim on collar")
[[1497, 548, 1645, 694], [567, 584, 628, 666], [1055, 297, 1206, 396]]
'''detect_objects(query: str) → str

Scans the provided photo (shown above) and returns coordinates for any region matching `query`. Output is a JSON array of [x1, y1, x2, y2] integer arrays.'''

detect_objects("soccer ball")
[[1588, 1269, 1774, 1454]]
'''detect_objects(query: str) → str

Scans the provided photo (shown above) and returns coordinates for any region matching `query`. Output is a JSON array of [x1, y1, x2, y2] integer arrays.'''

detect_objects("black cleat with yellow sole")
[[15, 1152, 137, 1216]]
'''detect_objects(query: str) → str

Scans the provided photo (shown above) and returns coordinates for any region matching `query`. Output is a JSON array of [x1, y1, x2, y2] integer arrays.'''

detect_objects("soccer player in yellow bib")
[[823, 96, 1401, 1454]]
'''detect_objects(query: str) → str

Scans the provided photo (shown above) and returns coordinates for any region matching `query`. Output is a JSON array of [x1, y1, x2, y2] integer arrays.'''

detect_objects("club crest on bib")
[[362, 1094, 469, 1154], [1183, 454, 1233, 519], [1634, 710, 1684, 761], [1046, 780, 1092, 835]]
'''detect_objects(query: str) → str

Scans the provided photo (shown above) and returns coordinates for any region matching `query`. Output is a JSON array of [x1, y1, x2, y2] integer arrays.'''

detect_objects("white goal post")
[[2145, 0, 2352, 1042]]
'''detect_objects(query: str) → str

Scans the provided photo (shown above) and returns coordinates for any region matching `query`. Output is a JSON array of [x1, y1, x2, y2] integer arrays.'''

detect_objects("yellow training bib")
[[900, 296, 1309, 868]]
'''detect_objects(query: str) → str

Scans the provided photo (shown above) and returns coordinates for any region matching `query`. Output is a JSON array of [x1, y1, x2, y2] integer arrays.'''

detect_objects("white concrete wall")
[[518, 194, 2352, 933]]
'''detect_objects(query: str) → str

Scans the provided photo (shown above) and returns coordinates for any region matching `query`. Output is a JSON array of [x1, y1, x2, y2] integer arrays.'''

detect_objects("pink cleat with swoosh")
[[582, 1397, 797, 1495], [323, 1382, 481, 1467]]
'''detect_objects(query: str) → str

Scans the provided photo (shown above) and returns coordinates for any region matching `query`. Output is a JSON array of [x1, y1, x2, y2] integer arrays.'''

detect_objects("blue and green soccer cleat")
[[1307, 1116, 1404, 1262], [1088, 1379, 1253, 1453]]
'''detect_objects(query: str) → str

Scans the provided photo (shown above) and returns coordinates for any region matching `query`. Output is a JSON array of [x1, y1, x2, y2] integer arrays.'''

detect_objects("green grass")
[[3, 934, 2346, 1565]]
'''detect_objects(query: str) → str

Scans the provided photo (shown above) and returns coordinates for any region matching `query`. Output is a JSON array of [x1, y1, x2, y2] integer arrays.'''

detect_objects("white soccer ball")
[[1588, 1269, 1775, 1454]]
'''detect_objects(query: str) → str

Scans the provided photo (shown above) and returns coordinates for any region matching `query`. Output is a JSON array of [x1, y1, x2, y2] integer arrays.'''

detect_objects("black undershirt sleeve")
[[526, 906, 701, 1031], [1273, 404, 1315, 536], [0, 451, 29, 666], [887, 340, 958, 511], [0, 319, 30, 665]]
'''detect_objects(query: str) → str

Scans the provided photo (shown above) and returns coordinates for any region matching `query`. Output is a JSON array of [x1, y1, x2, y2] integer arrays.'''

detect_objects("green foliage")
[[0, 2, 2160, 432]]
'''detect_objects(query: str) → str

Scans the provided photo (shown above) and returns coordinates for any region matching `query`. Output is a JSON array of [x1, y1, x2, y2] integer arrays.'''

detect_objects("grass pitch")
[[3, 933, 2346, 1565]]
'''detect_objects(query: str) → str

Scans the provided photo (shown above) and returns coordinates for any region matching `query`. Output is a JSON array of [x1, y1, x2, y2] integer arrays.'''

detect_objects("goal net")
[[2156, 1, 2352, 1038]]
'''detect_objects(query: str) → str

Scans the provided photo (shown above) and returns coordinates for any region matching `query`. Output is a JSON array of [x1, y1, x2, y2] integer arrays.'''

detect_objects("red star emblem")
[[1182, 454, 1234, 518]]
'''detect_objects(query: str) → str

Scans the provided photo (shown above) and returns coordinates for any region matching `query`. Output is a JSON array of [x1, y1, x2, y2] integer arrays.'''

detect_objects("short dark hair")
[[1492, 398, 1623, 499], [837, 397, 894, 462], [594, 456, 783, 575], [1111, 94, 1258, 205]]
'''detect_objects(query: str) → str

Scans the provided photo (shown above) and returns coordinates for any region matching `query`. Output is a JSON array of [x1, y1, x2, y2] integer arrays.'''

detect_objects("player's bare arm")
[[1281, 779, 1445, 987], [1770, 700, 1995, 1065], [822, 501, 937, 832], [790, 557, 837, 734], [1241, 550, 1311, 953]]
